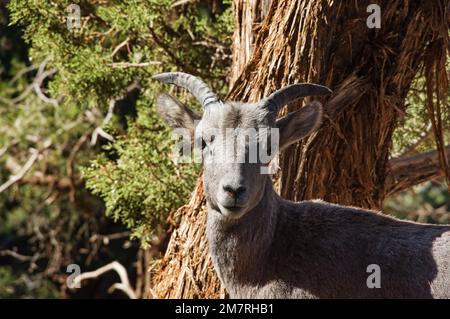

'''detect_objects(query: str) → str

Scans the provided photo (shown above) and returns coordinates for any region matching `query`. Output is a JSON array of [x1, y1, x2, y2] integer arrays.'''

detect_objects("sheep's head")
[[154, 72, 331, 219]]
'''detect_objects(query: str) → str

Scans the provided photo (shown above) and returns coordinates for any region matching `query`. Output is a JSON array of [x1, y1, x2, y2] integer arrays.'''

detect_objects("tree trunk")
[[230, 0, 272, 85], [149, 0, 449, 298]]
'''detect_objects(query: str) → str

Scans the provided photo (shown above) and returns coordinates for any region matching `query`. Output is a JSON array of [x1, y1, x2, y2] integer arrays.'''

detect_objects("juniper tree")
[[151, 0, 449, 298], [1, 0, 233, 297]]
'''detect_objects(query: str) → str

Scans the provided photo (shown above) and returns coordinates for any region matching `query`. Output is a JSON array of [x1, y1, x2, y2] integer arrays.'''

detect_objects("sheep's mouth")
[[219, 201, 246, 212], [222, 205, 242, 212], [217, 203, 247, 218]]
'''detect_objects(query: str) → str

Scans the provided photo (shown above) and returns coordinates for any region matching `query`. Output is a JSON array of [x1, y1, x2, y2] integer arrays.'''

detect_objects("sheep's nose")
[[223, 185, 246, 198]]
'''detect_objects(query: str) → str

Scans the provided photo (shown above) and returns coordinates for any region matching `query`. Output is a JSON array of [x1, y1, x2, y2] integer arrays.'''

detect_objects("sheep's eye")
[[202, 138, 207, 150], [265, 140, 272, 155], [203, 135, 215, 149]]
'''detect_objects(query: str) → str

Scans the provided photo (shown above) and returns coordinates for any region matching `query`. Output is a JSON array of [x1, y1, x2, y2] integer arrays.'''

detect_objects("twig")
[[33, 68, 59, 106], [89, 231, 131, 245], [0, 249, 41, 272], [8, 58, 58, 105], [146, 27, 200, 76], [66, 133, 90, 201], [9, 64, 39, 84], [90, 82, 141, 145], [109, 61, 161, 68], [72, 261, 137, 299], [90, 99, 116, 145], [192, 40, 228, 50], [9, 81, 35, 104], [399, 125, 433, 157], [0, 146, 9, 158], [0, 249, 42, 271], [0, 148, 39, 193], [0, 249, 35, 262], [0, 139, 51, 193], [18, 174, 80, 190], [0, 96, 13, 106], [171, 0, 193, 8], [387, 144, 450, 196], [111, 37, 130, 57]]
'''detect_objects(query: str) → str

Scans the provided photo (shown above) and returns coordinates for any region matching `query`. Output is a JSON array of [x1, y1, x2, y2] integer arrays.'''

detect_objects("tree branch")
[[9, 58, 56, 105], [110, 37, 130, 57], [0, 148, 40, 193], [72, 261, 137, 299], [9, 64, 38, 84], [0, 140, 52, 194], [90, 82, 140, 145], [398, 125, 433, 157], [18, 174, 82, 190], [33, 68, 59, 106], [146, 27, 200, 76], [90, 99, 116, 145], [109, 61, 161, 68], [386, 145, 450, 196]]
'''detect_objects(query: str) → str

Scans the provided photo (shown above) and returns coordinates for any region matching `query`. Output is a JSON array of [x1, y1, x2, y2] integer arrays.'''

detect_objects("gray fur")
[[154, 73, 450, 299]]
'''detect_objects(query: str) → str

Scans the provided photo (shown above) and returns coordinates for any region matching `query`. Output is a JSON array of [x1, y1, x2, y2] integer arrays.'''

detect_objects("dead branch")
[[386, 145, 450, 196], [0, 148, 39, 193], [18, 174, 82, 190], [66, 133, 90, 201], [9, 64, 39, 84], [109, 61, 161, 68], [0, 140, 18, 158], [0, 146, 9, 158], [0, 139, 52, 193], [171, 0, 193, 8], [90, 82, 141, 145], [89, 231, 131, 245], [399, 125, 433, 157], [145, 27, 200, 76], [0, 249, 35, 262], [33, 68, 59, 106], [9, 58, 50, 104], [111, 37, 130, 57], [72, 261, 137, 299], [90, 99, 116, 145]]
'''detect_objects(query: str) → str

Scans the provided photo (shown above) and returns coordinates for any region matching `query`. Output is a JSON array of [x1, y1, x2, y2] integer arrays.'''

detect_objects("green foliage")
[[0, 266, 59, 298], [384, 182, 450, 224], [3, 0, 233, 263], [3, 0, 445, 300], [83, 93, 201, 244], [8, 0, 233, 104], [392, 65, 450, 157]]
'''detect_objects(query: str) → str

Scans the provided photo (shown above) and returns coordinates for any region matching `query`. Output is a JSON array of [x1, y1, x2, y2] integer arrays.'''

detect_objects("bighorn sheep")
[[154, 72, 450, 298]]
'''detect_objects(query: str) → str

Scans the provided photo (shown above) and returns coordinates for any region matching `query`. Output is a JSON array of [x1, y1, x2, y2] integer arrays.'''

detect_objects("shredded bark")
[[149, 0, 449, 299]]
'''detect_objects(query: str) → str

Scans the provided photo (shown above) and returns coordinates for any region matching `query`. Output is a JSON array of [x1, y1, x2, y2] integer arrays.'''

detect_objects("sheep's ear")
[[276, 101, 322, 151], [156, 92, 201, 135]]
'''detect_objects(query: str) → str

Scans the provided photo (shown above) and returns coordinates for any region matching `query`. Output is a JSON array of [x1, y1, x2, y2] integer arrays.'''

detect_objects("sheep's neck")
[[206, 178, 279, 289]]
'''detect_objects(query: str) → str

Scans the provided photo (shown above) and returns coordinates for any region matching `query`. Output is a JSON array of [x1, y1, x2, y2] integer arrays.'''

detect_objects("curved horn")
[[153, 72, 220, 107], [262, 83, 332, 112]]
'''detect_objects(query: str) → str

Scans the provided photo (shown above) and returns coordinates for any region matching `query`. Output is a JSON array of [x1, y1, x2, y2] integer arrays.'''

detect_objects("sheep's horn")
[[262, 83, 332, 112], [153, 72, 220, 107]]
